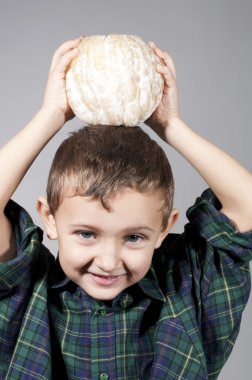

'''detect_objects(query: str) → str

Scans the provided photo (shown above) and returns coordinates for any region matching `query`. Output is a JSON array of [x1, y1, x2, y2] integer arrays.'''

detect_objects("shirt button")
[[99, 308, 107, 315], [119, 298, 127, 309], [100, 373, 109, 380]]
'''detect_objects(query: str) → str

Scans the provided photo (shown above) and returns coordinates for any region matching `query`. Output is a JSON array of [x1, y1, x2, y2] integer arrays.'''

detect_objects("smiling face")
[[37, 189, 178, 300]]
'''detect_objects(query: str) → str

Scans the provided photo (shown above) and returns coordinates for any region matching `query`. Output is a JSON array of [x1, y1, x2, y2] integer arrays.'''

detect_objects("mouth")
[[89, 273, 125, 286]]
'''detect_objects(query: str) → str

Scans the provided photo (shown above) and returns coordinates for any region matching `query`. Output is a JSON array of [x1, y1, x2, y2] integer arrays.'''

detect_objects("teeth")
[[102, 276, 116, 279], [96, 275, 116, 279]]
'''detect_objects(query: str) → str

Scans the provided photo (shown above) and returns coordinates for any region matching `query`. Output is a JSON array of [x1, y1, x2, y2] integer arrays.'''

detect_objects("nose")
[[95, 239, 122, 273]]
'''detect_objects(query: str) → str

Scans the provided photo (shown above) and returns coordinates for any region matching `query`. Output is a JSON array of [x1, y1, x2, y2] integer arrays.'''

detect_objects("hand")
[[145, 42, 179, 139], [42, 37, 83, 124]]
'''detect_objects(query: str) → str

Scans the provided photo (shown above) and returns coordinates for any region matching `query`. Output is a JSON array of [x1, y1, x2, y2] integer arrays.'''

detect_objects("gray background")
[[0, 0, 251, 378]]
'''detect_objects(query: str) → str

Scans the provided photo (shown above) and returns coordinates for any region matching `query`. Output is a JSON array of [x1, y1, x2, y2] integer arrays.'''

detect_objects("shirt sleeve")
[[0, 199, 45, 297], [186, 188, 252, 377], [0, 201, 54, 377]]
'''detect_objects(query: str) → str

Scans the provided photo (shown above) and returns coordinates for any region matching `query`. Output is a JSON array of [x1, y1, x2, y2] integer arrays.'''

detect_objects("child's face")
[[40, 189, 177, 301]]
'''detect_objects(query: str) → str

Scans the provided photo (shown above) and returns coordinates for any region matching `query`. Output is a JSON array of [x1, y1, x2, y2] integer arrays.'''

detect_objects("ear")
[[36, 196, 58, 240], [155, 208, 179, 249]]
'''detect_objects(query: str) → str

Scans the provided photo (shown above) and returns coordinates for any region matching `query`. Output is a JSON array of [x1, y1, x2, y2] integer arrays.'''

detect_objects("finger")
[[50, 37, 83, 72], [157, 50, 176, 79], [54, 37, 83, 57], [53, 47, 80, 76], [50, 38, 82, 71], [157, 64, 176, 93], [152, 46, 177, 79], [148, 41, 157, 50]]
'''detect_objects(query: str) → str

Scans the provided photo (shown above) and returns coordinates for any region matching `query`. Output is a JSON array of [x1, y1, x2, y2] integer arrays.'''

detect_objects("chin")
[[85, 287, 122, 301]]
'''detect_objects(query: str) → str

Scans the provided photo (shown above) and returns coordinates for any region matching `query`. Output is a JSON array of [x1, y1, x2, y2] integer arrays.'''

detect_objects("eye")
[[126, 234, 143, 243], [78, 231, 96, 240]]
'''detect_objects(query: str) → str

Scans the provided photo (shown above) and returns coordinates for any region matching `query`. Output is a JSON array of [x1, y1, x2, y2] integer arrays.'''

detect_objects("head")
[[37, 125, 178, 300]]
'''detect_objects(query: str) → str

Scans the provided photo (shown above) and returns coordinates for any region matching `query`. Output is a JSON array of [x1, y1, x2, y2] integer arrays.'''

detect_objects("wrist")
[[38, 106, 66, 133], [161, 117, 185, 145]]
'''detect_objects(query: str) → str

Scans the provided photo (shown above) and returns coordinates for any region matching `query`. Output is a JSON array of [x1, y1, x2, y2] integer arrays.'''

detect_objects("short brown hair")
[[47, 125, 174, 229]]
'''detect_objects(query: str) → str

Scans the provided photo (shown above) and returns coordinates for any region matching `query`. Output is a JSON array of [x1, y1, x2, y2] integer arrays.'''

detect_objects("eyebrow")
[[68, 224, 156, 233]]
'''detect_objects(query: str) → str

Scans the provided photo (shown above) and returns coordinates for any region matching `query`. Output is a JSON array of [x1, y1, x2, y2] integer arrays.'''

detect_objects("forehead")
[[55, 188, 164, 229]]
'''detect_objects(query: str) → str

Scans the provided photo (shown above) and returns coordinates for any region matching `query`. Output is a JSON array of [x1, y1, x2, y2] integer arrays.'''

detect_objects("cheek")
[[126, 249, 154, 276], [57, 237, 90, 270]]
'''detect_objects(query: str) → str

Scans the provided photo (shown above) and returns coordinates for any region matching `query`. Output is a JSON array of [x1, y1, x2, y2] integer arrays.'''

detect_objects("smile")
[[89, 273, 124, 286]]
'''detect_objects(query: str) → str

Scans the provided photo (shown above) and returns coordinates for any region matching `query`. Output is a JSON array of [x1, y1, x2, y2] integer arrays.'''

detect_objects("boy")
[[0, 37, 252, 379]]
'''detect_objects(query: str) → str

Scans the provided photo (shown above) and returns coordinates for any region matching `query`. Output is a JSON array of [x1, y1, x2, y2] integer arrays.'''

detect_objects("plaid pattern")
[[0, 189, 251, 379]]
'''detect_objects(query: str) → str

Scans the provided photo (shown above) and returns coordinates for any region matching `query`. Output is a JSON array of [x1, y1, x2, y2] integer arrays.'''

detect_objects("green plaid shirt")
[[0, 189, 251, 380]]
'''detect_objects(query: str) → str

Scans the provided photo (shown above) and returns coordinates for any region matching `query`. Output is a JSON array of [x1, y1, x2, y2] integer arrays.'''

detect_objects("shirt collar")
[[138, 265, 166, 303], [49, 256, 70, 289]]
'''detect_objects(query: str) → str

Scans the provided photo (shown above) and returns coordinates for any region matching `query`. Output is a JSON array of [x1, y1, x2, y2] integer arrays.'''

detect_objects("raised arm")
[[146, 42, 252, 232], [0, 38, 81, 261]]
